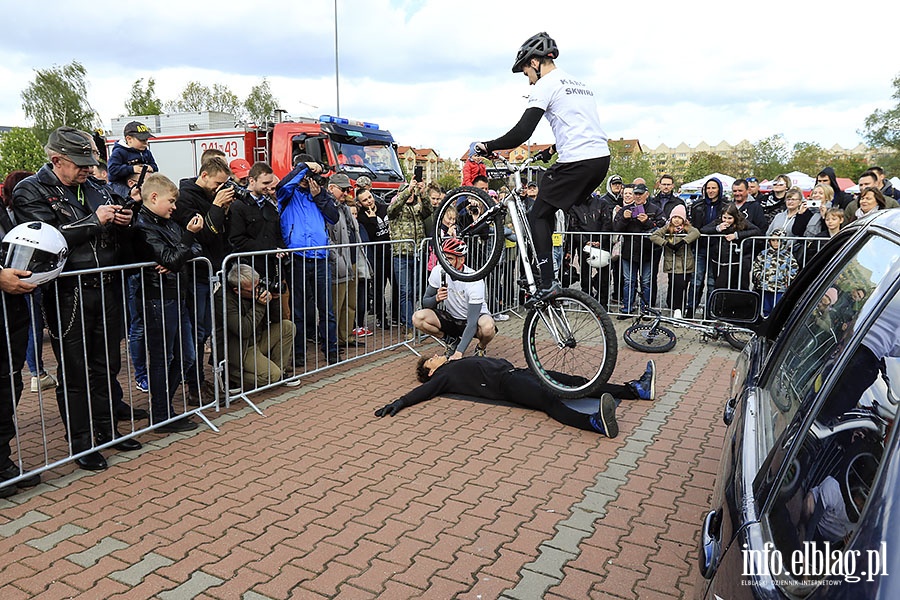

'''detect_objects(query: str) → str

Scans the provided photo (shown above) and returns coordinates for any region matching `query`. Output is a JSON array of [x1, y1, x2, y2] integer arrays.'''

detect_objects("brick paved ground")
[[0, 317, 734, 599]]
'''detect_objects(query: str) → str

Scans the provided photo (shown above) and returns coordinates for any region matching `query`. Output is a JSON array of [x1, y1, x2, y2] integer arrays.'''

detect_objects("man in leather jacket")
[[12, 127, 139, 471]]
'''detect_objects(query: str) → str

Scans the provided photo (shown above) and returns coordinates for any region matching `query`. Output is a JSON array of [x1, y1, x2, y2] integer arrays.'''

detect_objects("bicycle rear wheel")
[[623, 323, 677, 353], [432, 186, 503, 282], [724, 328, 752, 351], [522, 289, 618, 399]]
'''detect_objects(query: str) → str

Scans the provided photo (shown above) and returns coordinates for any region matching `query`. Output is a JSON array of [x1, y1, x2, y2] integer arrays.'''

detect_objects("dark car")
[[697, 209, 900, 599]]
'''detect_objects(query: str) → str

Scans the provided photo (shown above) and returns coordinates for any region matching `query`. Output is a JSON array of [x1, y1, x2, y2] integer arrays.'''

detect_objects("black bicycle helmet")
[[512, 32, 559, 73]]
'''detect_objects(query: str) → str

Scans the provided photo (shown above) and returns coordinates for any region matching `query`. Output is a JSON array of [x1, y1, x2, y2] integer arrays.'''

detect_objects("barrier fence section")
[[557, 231, 828, 319], [220, 239, 421, 411], [1, 258, 219, 492]]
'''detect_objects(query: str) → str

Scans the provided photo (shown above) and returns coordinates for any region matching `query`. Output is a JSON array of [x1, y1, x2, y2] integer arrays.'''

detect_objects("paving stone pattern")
[[0, 320, 733, 599]]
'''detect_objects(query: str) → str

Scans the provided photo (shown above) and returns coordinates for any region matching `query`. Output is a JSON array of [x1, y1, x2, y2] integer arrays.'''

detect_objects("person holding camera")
[[174, 155, 235, 403], [13, 126, 138, 471], [326, 173, 365, 348], [228, 161, 286, 298], [133, 174, 205, 430], [215, 264, 296, 389], [276, 154, 341, 364], [387, 178, 432, 336]]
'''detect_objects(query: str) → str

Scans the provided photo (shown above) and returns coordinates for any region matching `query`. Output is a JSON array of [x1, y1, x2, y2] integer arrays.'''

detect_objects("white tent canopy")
[[680, 172, 735, 192]]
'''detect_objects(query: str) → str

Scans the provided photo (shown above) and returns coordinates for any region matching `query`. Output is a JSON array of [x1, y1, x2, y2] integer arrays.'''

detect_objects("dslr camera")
[[222, 177, 251, 203], [256, 277, 287, 296]]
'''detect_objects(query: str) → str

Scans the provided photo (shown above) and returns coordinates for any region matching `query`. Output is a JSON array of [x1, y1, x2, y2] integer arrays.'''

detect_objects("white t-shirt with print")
[[428, 264, 490, 320], [527, 68, 609, 163]]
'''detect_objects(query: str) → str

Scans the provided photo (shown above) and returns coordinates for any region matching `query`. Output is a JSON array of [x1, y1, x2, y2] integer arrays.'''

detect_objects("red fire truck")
[[106, 111, 406, 198]]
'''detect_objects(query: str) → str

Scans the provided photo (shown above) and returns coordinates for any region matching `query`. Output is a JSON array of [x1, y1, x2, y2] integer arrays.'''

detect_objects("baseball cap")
[[123, 121, 155, 141], [526, 181, 538, 188], [47, 126, 99, 167], [329, 172, 352, 188], [355, 175, 372, 188], [229, 158, 252, 179], [634, 183, 649, 194], [609, 174, 623, 185]]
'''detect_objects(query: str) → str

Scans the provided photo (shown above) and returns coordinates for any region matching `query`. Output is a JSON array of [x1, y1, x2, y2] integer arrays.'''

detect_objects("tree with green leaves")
[[682, 151, 733, 183], [0, 127, 46, 174], [605, 143, 654, 191], [244, 78, 280, 125], [20, 61, 97, 143], [208, 84, 242, 116], [787, 142, 829, 175], [751, 134, 789, 179], [124, 77, 162, 116], [862, 73, 900, 152], [165, 81, 213, 113]]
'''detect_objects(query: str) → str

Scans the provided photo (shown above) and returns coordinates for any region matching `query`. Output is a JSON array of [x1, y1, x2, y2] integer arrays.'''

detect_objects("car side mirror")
[[708, 289, 761, 325]]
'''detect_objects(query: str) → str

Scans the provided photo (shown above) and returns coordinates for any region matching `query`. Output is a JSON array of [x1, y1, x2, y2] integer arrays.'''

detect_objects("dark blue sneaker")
[[589, 393, 619, 438], [135, 376, 149, 393], [629, 360, 656, 400]]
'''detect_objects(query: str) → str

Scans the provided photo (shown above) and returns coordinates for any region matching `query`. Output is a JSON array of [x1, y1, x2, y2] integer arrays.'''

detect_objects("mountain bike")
[[622, 307, 752, 353], [431, 152, 617, 398]]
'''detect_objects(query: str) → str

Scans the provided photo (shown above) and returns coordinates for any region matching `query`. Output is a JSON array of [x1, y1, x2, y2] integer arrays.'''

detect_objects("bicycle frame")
[[637, 309, 748, 340], [490, 154, 540, 296]]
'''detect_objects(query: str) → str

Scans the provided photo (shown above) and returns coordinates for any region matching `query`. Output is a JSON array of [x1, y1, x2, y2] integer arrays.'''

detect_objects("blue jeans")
[[621, 258, 653, 314], [290, 255, 338, 357], [687, 247, 715, 312], [25, 289, 44, 376], [126, 274, 147, 381], [761, 290, 783, 317], [145, 297, 196, 422], [392, 255, 415, 327]]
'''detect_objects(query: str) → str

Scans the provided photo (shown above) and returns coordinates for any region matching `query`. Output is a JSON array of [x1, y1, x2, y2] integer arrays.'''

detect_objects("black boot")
[[95, 428, 142, 452]]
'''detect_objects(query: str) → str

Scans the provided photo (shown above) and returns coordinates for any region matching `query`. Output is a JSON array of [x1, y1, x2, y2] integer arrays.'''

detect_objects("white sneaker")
[[493, 313, 510, 321], [31, 373, 58, 393]]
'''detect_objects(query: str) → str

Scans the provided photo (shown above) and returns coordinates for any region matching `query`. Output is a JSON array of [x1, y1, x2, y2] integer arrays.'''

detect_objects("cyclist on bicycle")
[[474, 31, 611, 304]]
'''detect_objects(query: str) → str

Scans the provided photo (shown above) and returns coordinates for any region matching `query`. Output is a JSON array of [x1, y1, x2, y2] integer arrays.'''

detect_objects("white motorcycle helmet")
[[583, 244, 610, 269], [2, 222, 68, 285]]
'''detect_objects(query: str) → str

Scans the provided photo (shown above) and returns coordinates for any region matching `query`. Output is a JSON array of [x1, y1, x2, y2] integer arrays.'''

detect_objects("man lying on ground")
[[374, 356, 657, 439]]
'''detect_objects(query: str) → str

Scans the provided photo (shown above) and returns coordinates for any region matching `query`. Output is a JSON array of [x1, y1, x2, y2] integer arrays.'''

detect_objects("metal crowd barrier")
[[559, 231, 829, 318], [1, 258, 219, 492], [220, 239, 422, 412]]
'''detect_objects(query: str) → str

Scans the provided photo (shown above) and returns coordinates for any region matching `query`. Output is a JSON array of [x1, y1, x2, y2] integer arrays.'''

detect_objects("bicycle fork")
[[535, 303, 577, 349]]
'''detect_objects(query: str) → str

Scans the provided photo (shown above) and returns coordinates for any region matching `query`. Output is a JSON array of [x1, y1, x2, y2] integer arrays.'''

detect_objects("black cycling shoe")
[[526, 281, 563, 308]]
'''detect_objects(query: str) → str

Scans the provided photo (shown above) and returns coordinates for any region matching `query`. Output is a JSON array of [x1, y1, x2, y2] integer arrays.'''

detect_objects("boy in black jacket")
[[107, 121, 159, 200], [133, 174, 204, 432]]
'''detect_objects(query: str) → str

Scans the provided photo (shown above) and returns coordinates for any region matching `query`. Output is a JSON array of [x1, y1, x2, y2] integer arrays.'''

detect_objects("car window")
[[748, 238, 900, 594], [754, 235, 894, 456]]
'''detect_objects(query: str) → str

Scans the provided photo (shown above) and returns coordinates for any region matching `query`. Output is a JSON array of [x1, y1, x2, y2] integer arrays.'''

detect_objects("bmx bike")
[[622, 307, 752, 353], [431, 152, 617, 399]]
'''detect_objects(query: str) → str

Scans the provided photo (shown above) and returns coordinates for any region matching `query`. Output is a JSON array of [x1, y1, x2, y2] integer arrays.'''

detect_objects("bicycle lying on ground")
[[431, 152, 617, 398], [622, 307, 753, 353]]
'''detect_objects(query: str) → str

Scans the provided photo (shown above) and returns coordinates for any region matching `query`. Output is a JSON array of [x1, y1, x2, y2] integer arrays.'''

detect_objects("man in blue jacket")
[[276, 154, 341, 364]]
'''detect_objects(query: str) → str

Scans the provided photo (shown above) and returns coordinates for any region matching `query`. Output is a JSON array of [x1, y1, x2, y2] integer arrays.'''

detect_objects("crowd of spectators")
[[1, 121, 898, 496]]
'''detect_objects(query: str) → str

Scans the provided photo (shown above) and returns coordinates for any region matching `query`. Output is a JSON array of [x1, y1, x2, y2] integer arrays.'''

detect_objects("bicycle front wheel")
[[623, 323, 677, 353], [522, 289, 618, 399], [432, 186, 503, 282]]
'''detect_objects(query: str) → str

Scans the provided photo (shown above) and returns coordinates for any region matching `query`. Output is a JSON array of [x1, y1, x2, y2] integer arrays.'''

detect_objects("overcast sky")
[[2, 0, 898, 160]]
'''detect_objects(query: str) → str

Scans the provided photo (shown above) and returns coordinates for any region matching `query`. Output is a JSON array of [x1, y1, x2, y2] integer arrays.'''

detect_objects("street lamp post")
[[334, 0, 340, 116]]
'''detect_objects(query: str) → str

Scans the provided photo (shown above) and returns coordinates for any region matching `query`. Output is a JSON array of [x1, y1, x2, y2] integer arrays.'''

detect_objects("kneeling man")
[[413, 237, 496, 358]]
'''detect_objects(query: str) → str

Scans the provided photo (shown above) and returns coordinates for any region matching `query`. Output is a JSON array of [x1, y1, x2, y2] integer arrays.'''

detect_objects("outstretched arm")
[[483, 107, 545, 152], [374, 369, 452, 417]]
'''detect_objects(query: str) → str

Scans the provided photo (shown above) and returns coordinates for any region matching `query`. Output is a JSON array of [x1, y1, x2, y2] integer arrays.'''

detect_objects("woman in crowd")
[[355, 188, 392, 328], [701, 204, 762, 293], [767, 186, 806, 236], [761, 174, 792, 225], [845, 187, 888, 224], [613, 184, 663, 318], [649, 205, 699, 317], [792, 183, 833, 238], [686, 176, 727, 318]]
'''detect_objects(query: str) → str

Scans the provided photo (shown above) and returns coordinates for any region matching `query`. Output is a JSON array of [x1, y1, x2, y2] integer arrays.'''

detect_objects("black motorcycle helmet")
[[512, 32, 559, 73]]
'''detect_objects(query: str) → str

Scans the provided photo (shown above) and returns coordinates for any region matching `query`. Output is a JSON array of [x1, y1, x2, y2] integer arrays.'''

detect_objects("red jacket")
[[462, 159, 487, 186]]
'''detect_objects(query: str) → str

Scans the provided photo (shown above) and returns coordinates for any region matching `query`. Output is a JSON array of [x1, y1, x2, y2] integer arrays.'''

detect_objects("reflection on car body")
[[698, 210, 900, 599]]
